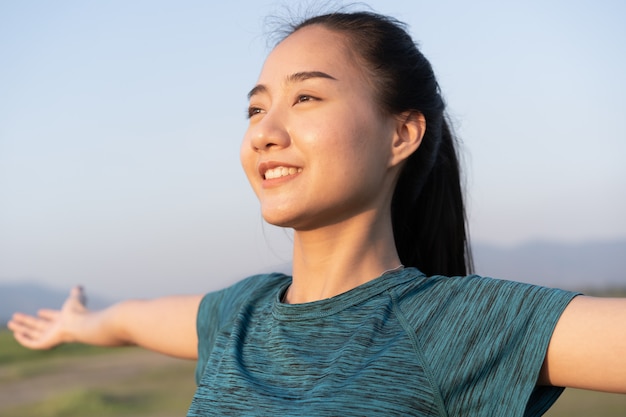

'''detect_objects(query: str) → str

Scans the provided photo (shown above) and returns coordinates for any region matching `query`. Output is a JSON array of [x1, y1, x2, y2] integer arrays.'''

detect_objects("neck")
[[285, 209, 402, 304]]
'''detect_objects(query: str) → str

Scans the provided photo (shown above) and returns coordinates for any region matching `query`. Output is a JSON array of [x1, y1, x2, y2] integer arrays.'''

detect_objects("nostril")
[[249, 120, 290, 150], [253, 141, 279, 152]]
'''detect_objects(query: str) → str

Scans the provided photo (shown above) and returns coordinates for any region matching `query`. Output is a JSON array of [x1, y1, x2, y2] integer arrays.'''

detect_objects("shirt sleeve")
[[195, 289, 226, 384], [411, 275, 580, 416], [194, 273, 290, 384]]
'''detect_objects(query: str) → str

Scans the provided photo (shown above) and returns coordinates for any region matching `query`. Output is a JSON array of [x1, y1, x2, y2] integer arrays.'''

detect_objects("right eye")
[[246, 106, 263, 119]]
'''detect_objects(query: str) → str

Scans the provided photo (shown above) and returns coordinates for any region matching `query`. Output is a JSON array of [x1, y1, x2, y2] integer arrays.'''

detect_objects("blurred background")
[[1, 1, 625, 416]]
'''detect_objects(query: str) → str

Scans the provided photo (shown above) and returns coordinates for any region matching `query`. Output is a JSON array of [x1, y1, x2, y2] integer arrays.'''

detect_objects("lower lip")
[[262, 172, 301, 188]]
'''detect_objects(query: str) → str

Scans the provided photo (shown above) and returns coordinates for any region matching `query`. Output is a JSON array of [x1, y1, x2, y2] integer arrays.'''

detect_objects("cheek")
[[239, 139, 249, 173], [317, 119, 386, 170], [300, 111, 357, 150], [239, 137, 258, 188], [304, 125, 355, 173]]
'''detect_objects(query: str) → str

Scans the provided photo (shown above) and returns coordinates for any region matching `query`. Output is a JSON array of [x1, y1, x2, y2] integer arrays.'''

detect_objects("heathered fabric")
[[187, 268, 578, 416]]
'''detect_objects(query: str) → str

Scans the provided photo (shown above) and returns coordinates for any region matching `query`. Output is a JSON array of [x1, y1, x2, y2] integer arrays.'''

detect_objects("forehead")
[[256, 25, 360, 85]]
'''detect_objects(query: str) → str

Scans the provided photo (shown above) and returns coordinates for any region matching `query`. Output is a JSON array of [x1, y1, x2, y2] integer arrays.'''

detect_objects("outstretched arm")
[[7, 286, 203, 360], [539, 296, 626, 393]]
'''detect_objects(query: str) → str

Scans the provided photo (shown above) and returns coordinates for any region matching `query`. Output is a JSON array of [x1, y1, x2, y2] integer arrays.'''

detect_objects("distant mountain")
[[1, 240, 624, 325], [472, 240, 626, 291], [0, 281, 111, 326]]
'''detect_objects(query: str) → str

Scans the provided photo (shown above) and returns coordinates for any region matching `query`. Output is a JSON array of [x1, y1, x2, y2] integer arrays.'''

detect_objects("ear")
[[389, 111, 425, 167]]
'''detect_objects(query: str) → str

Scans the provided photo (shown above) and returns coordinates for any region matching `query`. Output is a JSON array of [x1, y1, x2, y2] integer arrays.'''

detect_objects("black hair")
[[288, 11, 473, 276]]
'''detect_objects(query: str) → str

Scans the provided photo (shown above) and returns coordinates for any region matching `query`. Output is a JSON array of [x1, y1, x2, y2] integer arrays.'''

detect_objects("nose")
[[246, 110, 290, 152]]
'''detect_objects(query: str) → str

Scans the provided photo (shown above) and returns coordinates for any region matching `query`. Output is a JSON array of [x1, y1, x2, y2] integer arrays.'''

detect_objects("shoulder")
[[395, 271, 577, 313], [392, 271, 581, 415], [194, 272, 291, 384], [199, 272, 291, 321], [392, 271, 579, 351]]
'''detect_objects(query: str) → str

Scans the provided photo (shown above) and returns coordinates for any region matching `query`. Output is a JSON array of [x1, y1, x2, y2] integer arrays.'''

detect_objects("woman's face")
[[241, 25, 399, 230]]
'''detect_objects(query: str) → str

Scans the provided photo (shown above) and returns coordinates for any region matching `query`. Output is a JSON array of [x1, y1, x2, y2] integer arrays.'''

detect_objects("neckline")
[[272, 267, 423, 321]]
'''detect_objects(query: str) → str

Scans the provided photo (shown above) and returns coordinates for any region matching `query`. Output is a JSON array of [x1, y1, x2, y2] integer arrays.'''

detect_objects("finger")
[[8, 318, 42, 341], [63, 285, 87, 311], [37, 309, 60, 320], [71, 285, 87, 306], [6, 318, 23, 333], [10, 312, 49, 332], [12, 329, 48, 350], [9, 312, 38, 327]]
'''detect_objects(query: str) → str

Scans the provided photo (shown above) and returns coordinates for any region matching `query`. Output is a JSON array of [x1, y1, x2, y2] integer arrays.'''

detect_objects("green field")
[[0, 330, 196, 417], [1, 330, 624, 416]]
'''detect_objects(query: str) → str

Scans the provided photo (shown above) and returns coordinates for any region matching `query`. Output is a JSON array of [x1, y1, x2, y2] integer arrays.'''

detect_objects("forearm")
[[72, 295, 203, 359], [65, 301, 131, 347]]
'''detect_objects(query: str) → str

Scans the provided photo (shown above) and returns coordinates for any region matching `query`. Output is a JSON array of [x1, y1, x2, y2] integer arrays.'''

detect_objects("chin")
[[261, 209, 318, 231], [261, 209, 296, 228]]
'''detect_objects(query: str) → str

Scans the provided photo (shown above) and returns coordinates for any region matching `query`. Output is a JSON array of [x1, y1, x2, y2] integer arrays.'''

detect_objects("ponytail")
[[392, 116, 473, 276]]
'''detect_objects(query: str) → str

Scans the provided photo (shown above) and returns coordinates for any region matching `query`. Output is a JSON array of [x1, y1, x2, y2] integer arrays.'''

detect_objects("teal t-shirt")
[[187, 268, 578, 416]]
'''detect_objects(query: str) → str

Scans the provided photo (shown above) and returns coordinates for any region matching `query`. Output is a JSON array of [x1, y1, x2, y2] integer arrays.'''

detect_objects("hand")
[[7, 286, 88, 350]]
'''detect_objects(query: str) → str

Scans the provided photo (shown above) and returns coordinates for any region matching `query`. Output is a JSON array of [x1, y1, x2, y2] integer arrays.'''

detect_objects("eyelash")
[[296, 94, 316, 103], [245, 95, 319, 119], [246, 107, 262, 119]]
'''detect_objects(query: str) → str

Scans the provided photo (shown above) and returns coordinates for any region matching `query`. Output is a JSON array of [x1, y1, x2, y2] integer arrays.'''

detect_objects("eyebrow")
[[247, 71, 338, 100]]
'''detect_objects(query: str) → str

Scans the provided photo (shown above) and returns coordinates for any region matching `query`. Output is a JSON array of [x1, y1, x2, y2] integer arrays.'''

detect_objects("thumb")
[[64, 285, 88, 311]]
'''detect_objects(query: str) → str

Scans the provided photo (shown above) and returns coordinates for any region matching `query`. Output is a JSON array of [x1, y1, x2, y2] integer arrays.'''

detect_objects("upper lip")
[[258, 161, 301, 179]]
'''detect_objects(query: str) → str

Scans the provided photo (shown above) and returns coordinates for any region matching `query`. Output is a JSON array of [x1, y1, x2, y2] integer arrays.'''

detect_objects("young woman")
[[8, 11, 626, 416]]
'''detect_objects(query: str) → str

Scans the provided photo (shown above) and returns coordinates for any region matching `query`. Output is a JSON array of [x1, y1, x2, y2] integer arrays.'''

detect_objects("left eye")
[[296, 95, 316, 104]]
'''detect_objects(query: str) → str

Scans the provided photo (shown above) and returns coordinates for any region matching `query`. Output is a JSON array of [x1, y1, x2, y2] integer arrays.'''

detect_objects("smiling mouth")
[[264, 166, 303, 180]]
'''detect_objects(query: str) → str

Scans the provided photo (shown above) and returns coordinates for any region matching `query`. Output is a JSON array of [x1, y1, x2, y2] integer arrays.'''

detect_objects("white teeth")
[[264, 166, 302, 180]]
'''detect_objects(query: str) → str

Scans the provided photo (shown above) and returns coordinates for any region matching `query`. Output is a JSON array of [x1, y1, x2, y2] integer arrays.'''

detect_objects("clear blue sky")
[[1, 0, 625, 299]]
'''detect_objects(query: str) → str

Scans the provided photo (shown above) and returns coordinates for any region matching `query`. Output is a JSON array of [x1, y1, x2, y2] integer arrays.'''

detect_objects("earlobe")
[[389, 111, 425, 167]]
